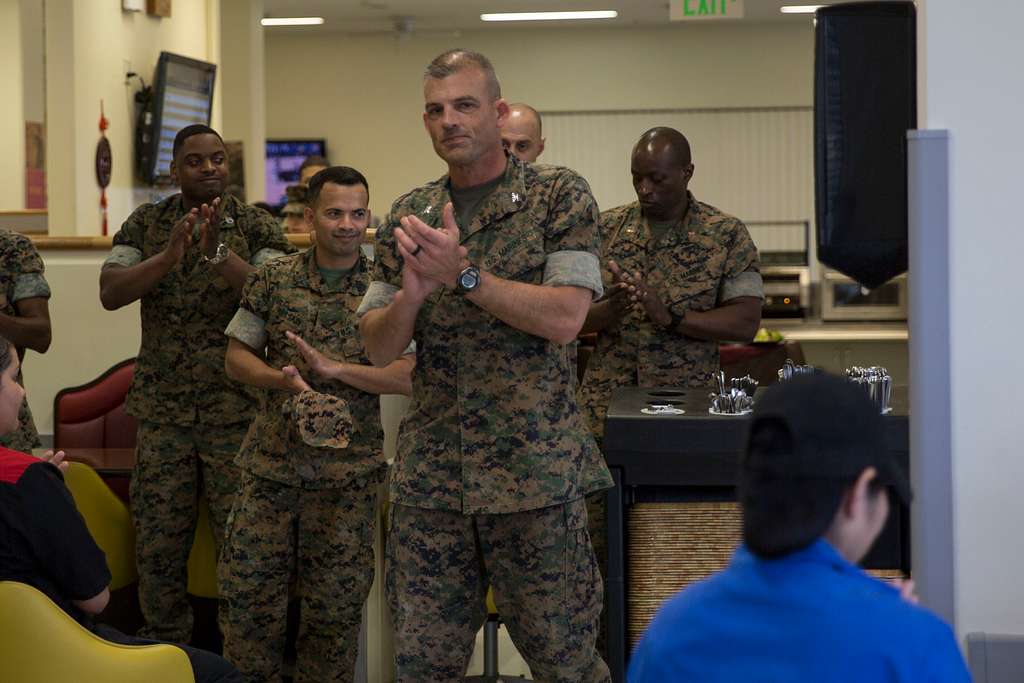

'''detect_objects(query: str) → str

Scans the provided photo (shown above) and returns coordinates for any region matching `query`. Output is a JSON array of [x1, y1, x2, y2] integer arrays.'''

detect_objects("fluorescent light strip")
[[481, 11, 618, 22], [261, 17, 325, 26], [780, 5, 824, 13]]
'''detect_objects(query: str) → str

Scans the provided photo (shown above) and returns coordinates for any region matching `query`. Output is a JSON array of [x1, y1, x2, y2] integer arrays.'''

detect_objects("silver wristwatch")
[[201, 243, 230, 266]]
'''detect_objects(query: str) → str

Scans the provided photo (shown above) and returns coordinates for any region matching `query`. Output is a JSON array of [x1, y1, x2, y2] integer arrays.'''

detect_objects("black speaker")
[[814, 2, 916, 290]]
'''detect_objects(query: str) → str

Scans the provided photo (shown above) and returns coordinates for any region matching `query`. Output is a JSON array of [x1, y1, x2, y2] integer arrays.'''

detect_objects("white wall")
[[0, 0, 26, 210], [919, 0, 1024, 637], [220, 0, 266, 203], [265, 22, 814, 215], [24, 252, 141, 439], [20, 0, 44, 125], [45, 0, 220, 235]]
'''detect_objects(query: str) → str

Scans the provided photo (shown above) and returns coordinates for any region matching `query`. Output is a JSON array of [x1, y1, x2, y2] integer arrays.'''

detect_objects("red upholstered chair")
[[53, 359, 138, 450]]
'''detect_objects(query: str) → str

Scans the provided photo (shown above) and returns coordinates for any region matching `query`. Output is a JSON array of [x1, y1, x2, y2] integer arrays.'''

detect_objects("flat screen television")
[[136, 52, 217, 185], [265, 139, 327, 207]]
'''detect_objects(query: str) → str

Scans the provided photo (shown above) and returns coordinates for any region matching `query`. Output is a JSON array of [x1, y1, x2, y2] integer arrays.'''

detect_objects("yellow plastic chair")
[[63, 461, 138, 590], [0, 581, 194, 682], [187, 496, 219, 598]]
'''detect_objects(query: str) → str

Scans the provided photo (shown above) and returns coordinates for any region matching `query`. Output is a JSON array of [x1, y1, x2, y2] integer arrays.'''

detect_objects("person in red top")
[[0, 336, 242, 682]]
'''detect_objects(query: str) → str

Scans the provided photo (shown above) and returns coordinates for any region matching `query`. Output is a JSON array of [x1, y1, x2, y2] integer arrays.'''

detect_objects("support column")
[[0, 0, 25, 210], [43, 0, 78, 235], [220, 0, 266, 203], [918, 0, 1024, 640]]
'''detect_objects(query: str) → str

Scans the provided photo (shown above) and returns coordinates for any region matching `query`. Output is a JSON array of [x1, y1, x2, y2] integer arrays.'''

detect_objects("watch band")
[[201, 243, 230, 266]]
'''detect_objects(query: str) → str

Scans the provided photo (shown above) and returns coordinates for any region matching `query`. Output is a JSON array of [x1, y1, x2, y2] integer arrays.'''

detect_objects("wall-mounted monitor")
[[265, 139, 326, 207], [136, 52, 217, 185]]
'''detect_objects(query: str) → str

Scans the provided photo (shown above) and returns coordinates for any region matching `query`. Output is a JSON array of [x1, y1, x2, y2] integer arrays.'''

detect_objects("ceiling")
[[261, 0, 874, 35]]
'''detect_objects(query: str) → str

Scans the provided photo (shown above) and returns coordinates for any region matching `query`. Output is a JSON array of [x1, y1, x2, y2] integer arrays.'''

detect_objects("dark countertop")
[[603, 386, 908, 486]]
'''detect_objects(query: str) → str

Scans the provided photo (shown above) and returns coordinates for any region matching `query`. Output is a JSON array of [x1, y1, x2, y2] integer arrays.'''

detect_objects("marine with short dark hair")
[[0, 229, 52, 452], [280, 183, 309, 234], [99, 123, 294, 642], [579, 126, 764, 439], [578, 126, 764, 657], [298, 155, 331, 186], [218, 166, 413, 681]]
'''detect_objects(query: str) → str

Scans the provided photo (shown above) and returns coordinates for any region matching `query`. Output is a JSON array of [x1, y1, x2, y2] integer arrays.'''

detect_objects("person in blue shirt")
[[628, 373, 971, 682]]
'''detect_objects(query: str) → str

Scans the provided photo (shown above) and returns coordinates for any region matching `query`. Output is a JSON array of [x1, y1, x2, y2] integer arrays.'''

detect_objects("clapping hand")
[[41, 449, 69, 473], [198, 197, 222, 258], [396, 203, 468, 290], [286, 331, 338, 381], [162, 209, 198, 266], [610, 261, 671, 327], [281, 365, 312, 394]]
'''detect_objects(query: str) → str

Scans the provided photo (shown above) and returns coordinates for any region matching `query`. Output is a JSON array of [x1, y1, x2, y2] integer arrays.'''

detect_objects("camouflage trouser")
[[130, 420, 246, 642], [218, 470, 380, 683], [585, 490, 609, 659], [386, 499, 610, 683]]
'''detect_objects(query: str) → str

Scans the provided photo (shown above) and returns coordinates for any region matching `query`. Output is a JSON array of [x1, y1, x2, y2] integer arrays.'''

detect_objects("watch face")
[[459, 267, 480, 291]]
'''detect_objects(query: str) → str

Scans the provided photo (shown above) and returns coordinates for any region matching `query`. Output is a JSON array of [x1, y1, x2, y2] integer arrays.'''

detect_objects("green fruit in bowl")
[[754, 327, 784, 343]]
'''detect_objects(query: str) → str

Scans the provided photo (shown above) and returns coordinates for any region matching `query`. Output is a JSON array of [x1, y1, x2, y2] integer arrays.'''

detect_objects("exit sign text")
[[671, 0, 745, 21]]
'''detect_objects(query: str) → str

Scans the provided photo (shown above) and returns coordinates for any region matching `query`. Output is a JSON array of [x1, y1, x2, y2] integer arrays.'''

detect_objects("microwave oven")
[[761, 265, 810, 319], [821, 270, 907, 321]]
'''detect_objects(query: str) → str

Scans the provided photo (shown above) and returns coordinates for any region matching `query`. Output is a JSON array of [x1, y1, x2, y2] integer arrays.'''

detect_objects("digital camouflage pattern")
[[579, 195, 762, 440], [0, 230, 50, 452], [294, 389, 352, 449], [130, 420, 247, 642], [219, 247, 386, 681], [368, 155, 613, 514], [219, 470, 381, 683], [387, 499, 609, 683], [108, 192, 294, 428], [108, 192, 291, 642], [232, 248, 384, 488]]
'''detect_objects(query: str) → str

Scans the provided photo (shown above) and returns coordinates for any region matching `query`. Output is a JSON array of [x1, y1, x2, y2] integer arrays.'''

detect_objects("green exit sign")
[[670, 0, 745, 21]]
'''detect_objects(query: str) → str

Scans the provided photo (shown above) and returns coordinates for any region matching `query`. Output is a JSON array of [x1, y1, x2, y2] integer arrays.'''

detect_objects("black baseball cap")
[[743, 373, 912, 504]]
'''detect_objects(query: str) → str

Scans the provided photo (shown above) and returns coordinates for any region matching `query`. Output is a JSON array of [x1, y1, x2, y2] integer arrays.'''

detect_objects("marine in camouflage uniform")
[[218, 167, 412, 682], [578, 194, 763, 439], [577, 127, 763, 658], [100, 125, 293, 642], [359, 50, 612, 683], [280, 183, 308, 235], [0, 229, 51, 452]]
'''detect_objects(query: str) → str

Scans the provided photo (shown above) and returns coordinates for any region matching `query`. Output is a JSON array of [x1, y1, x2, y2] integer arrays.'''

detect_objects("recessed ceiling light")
[[480, 11, 618, 22], [780, 5, 824, 13], [261, 17, 325, 26]]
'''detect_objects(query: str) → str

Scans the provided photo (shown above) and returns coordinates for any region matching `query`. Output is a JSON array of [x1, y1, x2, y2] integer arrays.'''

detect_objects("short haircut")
[[635, 127, 692, 169], [509, 103, 543, 135], [300, 155, 331, 174], [739, 418, 886, 558], [0, 335, 12, 373], [172, 124, 224, 160], [424, 49, 501, 100], [306, 166, 370, 208]]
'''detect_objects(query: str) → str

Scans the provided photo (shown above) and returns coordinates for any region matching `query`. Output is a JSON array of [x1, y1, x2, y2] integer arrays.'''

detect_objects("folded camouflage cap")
[[281, 184, 308, 216], [293, 390, 352, 449]]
